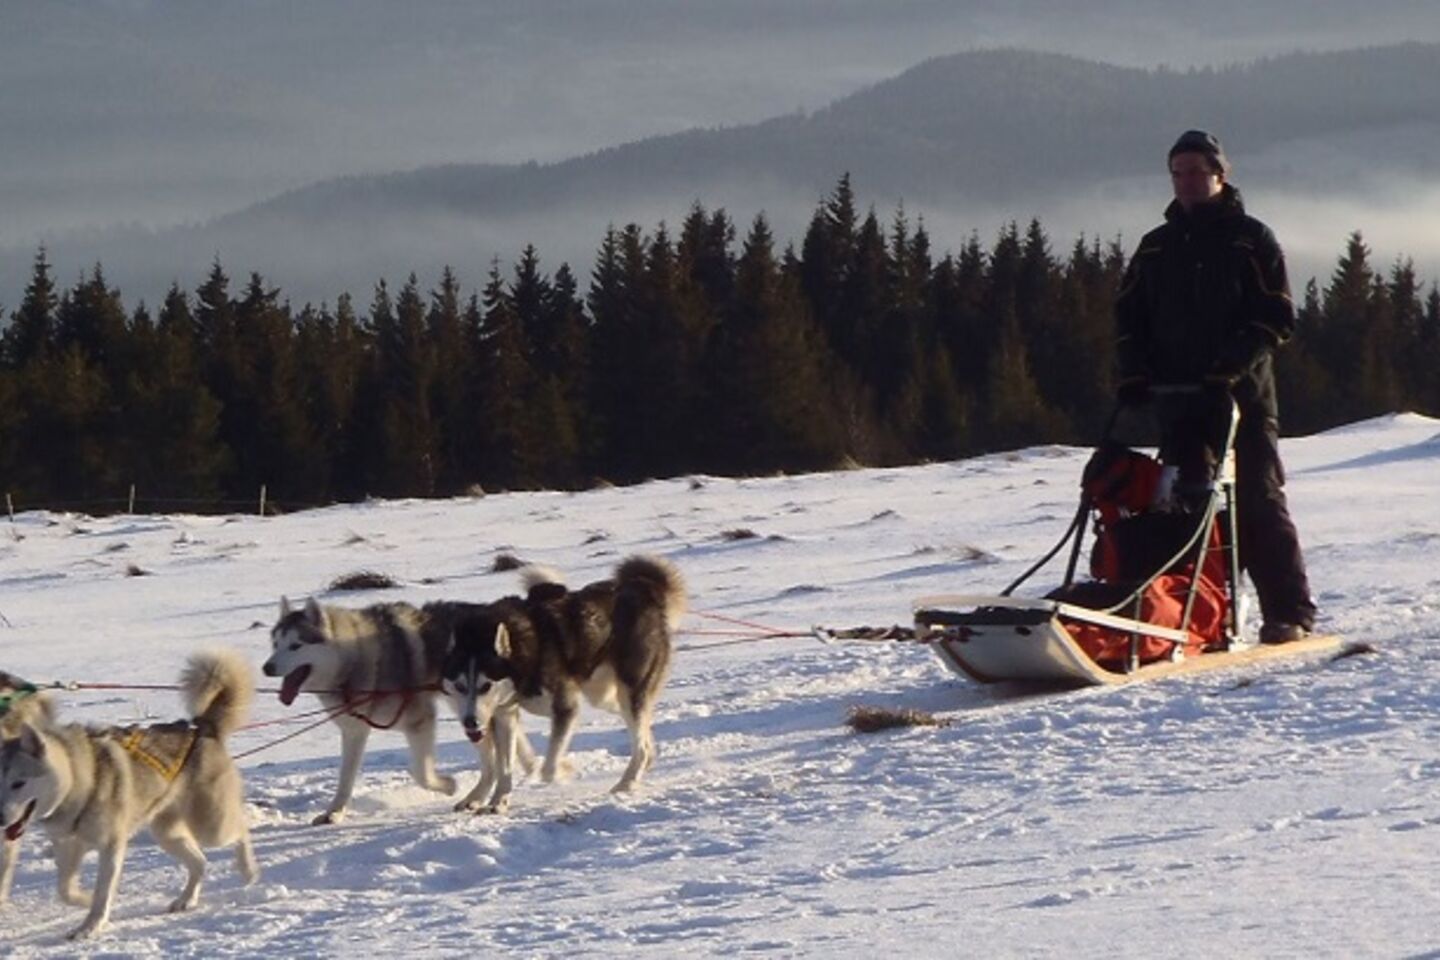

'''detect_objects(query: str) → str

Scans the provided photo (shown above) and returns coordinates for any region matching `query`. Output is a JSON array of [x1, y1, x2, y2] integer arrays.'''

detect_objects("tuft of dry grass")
[[846, 705, 950, 734], [719, 528, 759, 541], [124, 564, 150, 577], [327, 570, 399, 591]]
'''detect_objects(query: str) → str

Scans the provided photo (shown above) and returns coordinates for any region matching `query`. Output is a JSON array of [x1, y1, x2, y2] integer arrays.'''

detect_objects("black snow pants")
[[1155, 393, 1316, 631]]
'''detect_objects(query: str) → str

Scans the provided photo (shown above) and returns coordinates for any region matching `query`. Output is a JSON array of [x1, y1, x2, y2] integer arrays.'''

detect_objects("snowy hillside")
[[1, 413, 1437, 957]]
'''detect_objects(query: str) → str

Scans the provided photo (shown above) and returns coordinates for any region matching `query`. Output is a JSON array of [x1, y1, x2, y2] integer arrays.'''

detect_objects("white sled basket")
[[913, 594, 1339, 687]]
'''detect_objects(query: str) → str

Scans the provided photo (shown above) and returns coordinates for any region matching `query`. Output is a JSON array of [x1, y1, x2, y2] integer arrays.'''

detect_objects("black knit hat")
[[1168, 129, 1231, 176]]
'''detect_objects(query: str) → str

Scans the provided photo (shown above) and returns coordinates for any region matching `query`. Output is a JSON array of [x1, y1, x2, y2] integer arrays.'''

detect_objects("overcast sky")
[[3, 0, 1439, 301]]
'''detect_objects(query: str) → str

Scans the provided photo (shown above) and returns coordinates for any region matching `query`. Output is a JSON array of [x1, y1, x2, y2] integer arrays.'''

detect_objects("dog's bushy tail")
[[180, 649, 255, 741], [615, 555, 687, 630], [520, 563, 566, 592]]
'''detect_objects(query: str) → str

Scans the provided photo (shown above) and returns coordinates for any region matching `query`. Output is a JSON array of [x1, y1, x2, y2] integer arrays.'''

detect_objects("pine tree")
[[1276, 278, 1334, 434], [236, 273, 315, 503], [367, 274, 440, 496], [1387, 257, 1424, 412], [475, 260, 538, 488], [424, 266, 473, 493], [587, 223, 708, 480], [123, 285, 229, 502], [1420, 285, 1440, 415], [510, 247, 582, 486], [800, 175, 859, 367], [2, 248, 58, 369], [705, 214, 845, 472], [678, 203, 735, 307], [56, 264, 129, 369]]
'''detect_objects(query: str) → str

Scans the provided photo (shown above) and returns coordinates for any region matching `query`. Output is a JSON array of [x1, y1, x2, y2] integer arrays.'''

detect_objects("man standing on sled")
[[1113, 129, 1317, 645]]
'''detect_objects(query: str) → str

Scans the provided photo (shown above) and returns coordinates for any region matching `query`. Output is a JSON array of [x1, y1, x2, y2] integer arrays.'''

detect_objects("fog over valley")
[[3, 1, 1440, 306]]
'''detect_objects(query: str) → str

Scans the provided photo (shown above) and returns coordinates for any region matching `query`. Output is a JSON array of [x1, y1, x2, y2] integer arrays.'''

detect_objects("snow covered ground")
[[1, 413, 1437, 958]]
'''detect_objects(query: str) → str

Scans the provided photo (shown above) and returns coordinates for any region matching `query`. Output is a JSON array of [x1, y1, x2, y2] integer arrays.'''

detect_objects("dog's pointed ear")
[[18, 722, 45, 758], [494, 622, 511, 659], [304, 597, 325, 628], [280, 595, 293, 617]]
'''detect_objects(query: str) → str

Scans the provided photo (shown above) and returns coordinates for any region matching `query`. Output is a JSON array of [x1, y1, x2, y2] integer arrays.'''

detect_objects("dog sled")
[[914, 389, 1339, 687]]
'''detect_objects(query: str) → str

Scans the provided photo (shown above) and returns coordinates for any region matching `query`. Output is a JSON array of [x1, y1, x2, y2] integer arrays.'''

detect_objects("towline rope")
[[674, 610, 819, 651], [25, 679, 443, 759], [30, 679, 434, 698]]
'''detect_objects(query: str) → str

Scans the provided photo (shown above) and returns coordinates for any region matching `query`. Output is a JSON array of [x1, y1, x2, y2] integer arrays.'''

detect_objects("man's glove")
[[1117, 376, 1151, 407]]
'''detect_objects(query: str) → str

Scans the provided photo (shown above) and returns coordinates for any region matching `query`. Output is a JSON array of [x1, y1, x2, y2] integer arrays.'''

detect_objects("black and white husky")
[[263, 598, 536, 824], [441, 555, 686, 813]]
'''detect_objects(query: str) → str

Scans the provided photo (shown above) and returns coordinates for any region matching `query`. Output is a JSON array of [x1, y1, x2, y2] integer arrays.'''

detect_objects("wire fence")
[[4, 485, 337, 519]]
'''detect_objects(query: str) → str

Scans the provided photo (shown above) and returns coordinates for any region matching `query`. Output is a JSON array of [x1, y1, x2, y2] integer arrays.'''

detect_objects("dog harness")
[[0, 682, 38, 719], [112, 723, 201, 783]]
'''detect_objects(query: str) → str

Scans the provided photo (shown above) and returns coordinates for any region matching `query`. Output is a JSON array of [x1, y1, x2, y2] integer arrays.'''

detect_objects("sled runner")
[[915, 389, 1339, 687]]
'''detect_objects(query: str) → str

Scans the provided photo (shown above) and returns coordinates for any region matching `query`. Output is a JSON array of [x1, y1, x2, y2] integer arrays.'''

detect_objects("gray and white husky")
[[0, 651, 258, 940], [0, 671, 54, 905], [441, 555, 686, 814], [263, 597, 535, 824]]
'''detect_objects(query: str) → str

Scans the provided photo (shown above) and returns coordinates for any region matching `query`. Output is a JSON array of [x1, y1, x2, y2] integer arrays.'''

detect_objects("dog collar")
[[0, 683, 38, 718]]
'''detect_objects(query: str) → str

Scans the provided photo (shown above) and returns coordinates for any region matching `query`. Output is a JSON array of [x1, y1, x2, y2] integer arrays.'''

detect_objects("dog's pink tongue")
[[279, 665, 312, 706], [4, 800, 34, 841]]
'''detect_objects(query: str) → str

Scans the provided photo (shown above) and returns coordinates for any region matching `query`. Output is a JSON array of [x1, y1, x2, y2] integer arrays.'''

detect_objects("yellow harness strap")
[[115, 726, 199, 782]]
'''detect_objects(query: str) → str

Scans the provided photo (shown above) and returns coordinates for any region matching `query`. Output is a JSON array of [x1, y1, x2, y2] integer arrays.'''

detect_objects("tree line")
[[1, 176, 1436, 512]]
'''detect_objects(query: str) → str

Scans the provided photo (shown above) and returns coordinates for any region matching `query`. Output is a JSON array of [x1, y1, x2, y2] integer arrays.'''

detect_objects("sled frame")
[[924, 390, 1254, 680]]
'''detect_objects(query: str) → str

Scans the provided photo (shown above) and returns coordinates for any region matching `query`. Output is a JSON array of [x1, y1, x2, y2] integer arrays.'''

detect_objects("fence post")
[[259, 484, 267, 517], [5, 492, 12, 522], [128, 484, 136, 514]]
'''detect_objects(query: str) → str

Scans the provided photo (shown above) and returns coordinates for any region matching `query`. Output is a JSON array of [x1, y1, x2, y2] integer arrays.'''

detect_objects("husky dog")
[[262, 598, 535, 825], [0, 652, 258, 940], [0, 671, 54, 904], [442, 555, 685, 813]]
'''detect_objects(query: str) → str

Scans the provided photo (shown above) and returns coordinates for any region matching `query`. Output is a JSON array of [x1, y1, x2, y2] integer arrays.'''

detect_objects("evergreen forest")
[[2, 177, 1435, 513]]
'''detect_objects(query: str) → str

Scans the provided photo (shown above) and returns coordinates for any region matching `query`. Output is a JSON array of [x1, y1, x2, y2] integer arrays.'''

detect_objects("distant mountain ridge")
[[7, 43, 1440, 305], [230, 43, 1440, 225]]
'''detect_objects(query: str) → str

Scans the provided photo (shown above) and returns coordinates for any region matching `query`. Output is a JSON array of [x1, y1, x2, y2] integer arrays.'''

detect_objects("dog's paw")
[[312, 810, 346, 826], [539, 761, 573, 784], [67, 918, 105, 941], [167, 893, 199, 913], [458, 801, 494, 815], [237, 848, 260, 886], [433, 774, 458, 796]]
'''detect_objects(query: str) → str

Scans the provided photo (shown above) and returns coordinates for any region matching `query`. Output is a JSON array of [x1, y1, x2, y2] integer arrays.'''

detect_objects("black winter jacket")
[[1114, 184, 1295, 422]]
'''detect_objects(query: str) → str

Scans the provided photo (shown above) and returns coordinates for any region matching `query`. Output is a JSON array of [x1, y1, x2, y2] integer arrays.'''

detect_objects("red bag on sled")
[[1053, 444, 1231, 667], [1061, 571, 1228, 667]]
